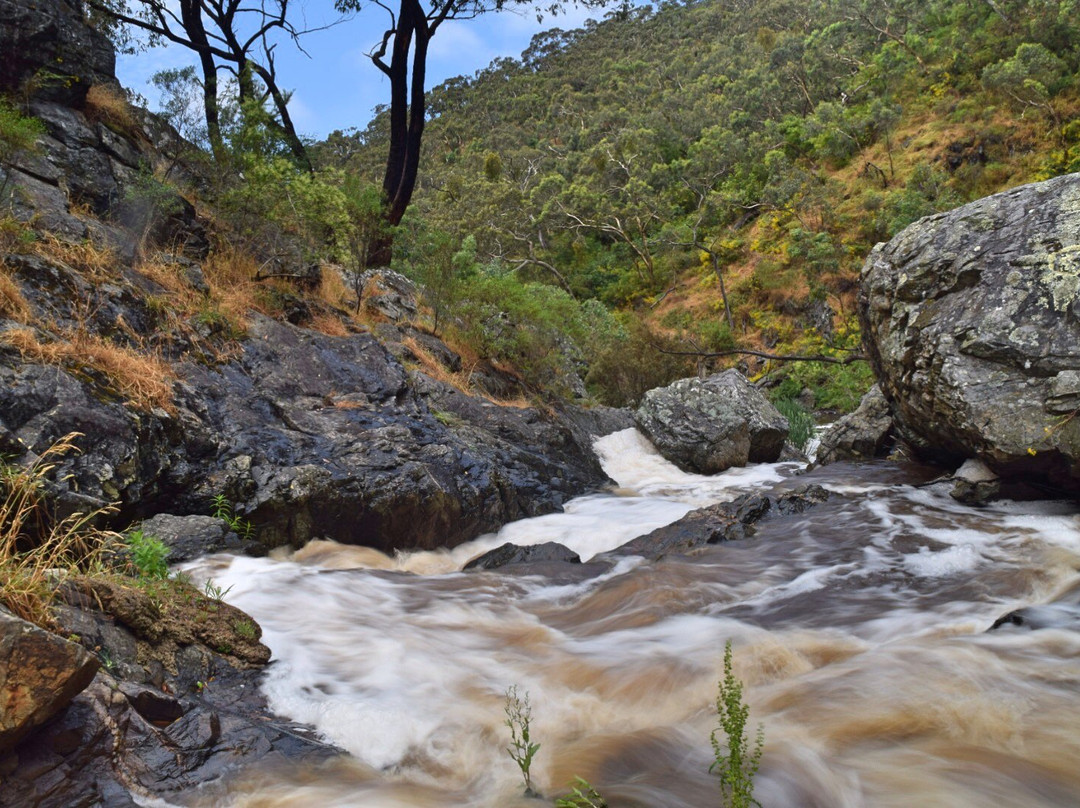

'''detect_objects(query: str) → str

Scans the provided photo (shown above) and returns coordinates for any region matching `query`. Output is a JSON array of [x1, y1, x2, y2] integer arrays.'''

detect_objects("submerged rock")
[[950, 458, 1001, 506], [859, 172, 1080, 495], [463, 541, 582, 570], [610, 483, 831, 560], [635, 369, 789, 474], [815, 384, 894, 465]]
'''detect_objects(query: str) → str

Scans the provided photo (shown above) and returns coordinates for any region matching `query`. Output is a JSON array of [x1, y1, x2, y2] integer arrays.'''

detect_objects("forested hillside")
[[316, 0, 1080, 408]]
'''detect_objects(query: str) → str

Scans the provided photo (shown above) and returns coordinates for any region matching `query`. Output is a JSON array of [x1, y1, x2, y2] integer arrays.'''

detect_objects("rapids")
[[180, 429, 1080, 807]]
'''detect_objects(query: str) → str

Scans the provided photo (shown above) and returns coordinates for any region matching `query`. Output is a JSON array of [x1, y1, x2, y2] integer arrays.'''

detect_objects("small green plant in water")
[[126, 529, 169, 580], [555, 777, 608, 807], [505, 685, 541, 797], [711, 641, 764, 808]]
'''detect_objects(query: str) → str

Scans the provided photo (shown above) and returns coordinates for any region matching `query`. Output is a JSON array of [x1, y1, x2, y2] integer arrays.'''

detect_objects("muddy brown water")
[[175, 430, 1080, 807]]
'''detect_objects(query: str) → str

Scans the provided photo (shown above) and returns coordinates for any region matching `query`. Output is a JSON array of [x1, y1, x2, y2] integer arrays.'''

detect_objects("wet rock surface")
[[635, 369, 790, 474], [859, 172, 1080, 494], [608, 483, 831, 560], [137, 514, 258, 563], [463, 541, 582, 570]]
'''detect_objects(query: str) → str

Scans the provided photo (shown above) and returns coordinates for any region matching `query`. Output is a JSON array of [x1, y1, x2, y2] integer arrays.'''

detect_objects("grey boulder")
[[635, 369, 789, 474], [860, 172, 1080, 494], [815, 384, 894, 465]]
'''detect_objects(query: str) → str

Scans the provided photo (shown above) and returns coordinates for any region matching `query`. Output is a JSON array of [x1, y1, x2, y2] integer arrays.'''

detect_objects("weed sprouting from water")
[[505, 684, 541, 797], [555, 777, 608, 807], [711, 640, 764, 808]]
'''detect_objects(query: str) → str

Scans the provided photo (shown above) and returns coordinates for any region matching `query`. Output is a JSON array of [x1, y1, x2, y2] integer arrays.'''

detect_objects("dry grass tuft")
[[1, 433, 121, 628], [1, 327, 176, 413], [33, 233, 117, 279], [317, 265, 355, 310], [402, 335, 532, 409], [202, 247, 261, 327], [0, 265, 34, 323], [402, 334, 471, 390], [309, 312, 350, 337], [135, 258, 201, 302], [84, 84, 138, 135]]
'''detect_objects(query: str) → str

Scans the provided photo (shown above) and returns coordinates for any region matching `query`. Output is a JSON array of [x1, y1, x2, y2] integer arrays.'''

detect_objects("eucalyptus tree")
[[334, 0, 611, 268], [86, 0, 322, 168]]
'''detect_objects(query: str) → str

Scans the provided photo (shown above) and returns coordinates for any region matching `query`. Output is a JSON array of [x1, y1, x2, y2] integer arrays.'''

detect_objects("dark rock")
[[360, 268, 419, 322], [160, 253, 210, 295], [859, 172, 1080, 494], [815, 385, 894, 465], [118, 683, 185, 724], [169, 315, 611, 553], [137, 514, 255, 562], [558, 404, 636, 439], [0, 609, 99, 755], [610, 483, 831, 560], [989, 604, 1080, 632], [635, 369, 790, 474], [0, 576, 339, 808], [464, 541, 581, 570], [0, 0, 116, 105]]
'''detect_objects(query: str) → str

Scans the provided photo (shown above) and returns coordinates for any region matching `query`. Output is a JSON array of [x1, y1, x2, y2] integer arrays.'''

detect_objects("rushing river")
[[181, 429, 1080, 807]]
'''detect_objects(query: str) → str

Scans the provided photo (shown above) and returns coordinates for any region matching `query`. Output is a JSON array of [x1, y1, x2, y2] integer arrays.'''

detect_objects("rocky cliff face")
[[859, 172, 1080, 494]]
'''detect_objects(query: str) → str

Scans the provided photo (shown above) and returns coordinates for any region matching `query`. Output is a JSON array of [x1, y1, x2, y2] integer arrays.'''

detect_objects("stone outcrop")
[[635, 369, 789, 474], [0, 609, 99, 755], [815, 384, 894, 465], [0, 0, 115, 106], [0, 300, 617, 552], [1, 580, 338, 807], [860, 172, 1080, 494]]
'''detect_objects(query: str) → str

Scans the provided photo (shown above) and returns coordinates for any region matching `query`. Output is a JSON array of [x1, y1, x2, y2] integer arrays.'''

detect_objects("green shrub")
[[126, 529, 169, 580], [711, 641, 764, 808], [0, 98, 44, 201]]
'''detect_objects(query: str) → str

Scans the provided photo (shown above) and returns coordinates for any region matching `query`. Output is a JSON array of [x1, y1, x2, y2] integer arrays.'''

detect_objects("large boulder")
[[860, 172, 1080, 494], [0, 609, 99, 755], [635, 369, 789, 474], [815, 384, 894, 465]]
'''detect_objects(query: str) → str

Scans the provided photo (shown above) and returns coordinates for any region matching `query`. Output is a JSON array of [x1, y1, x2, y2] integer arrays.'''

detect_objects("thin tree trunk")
[[711, 253, 735, 332]]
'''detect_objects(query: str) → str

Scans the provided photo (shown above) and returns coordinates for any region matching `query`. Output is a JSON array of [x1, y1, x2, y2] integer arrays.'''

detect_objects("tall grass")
[[774, 397, 815, 452], [0, 433, 120, 628]]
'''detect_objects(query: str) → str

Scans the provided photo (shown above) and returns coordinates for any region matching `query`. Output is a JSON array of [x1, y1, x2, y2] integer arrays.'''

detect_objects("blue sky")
[[116, 1, 605, 140]]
